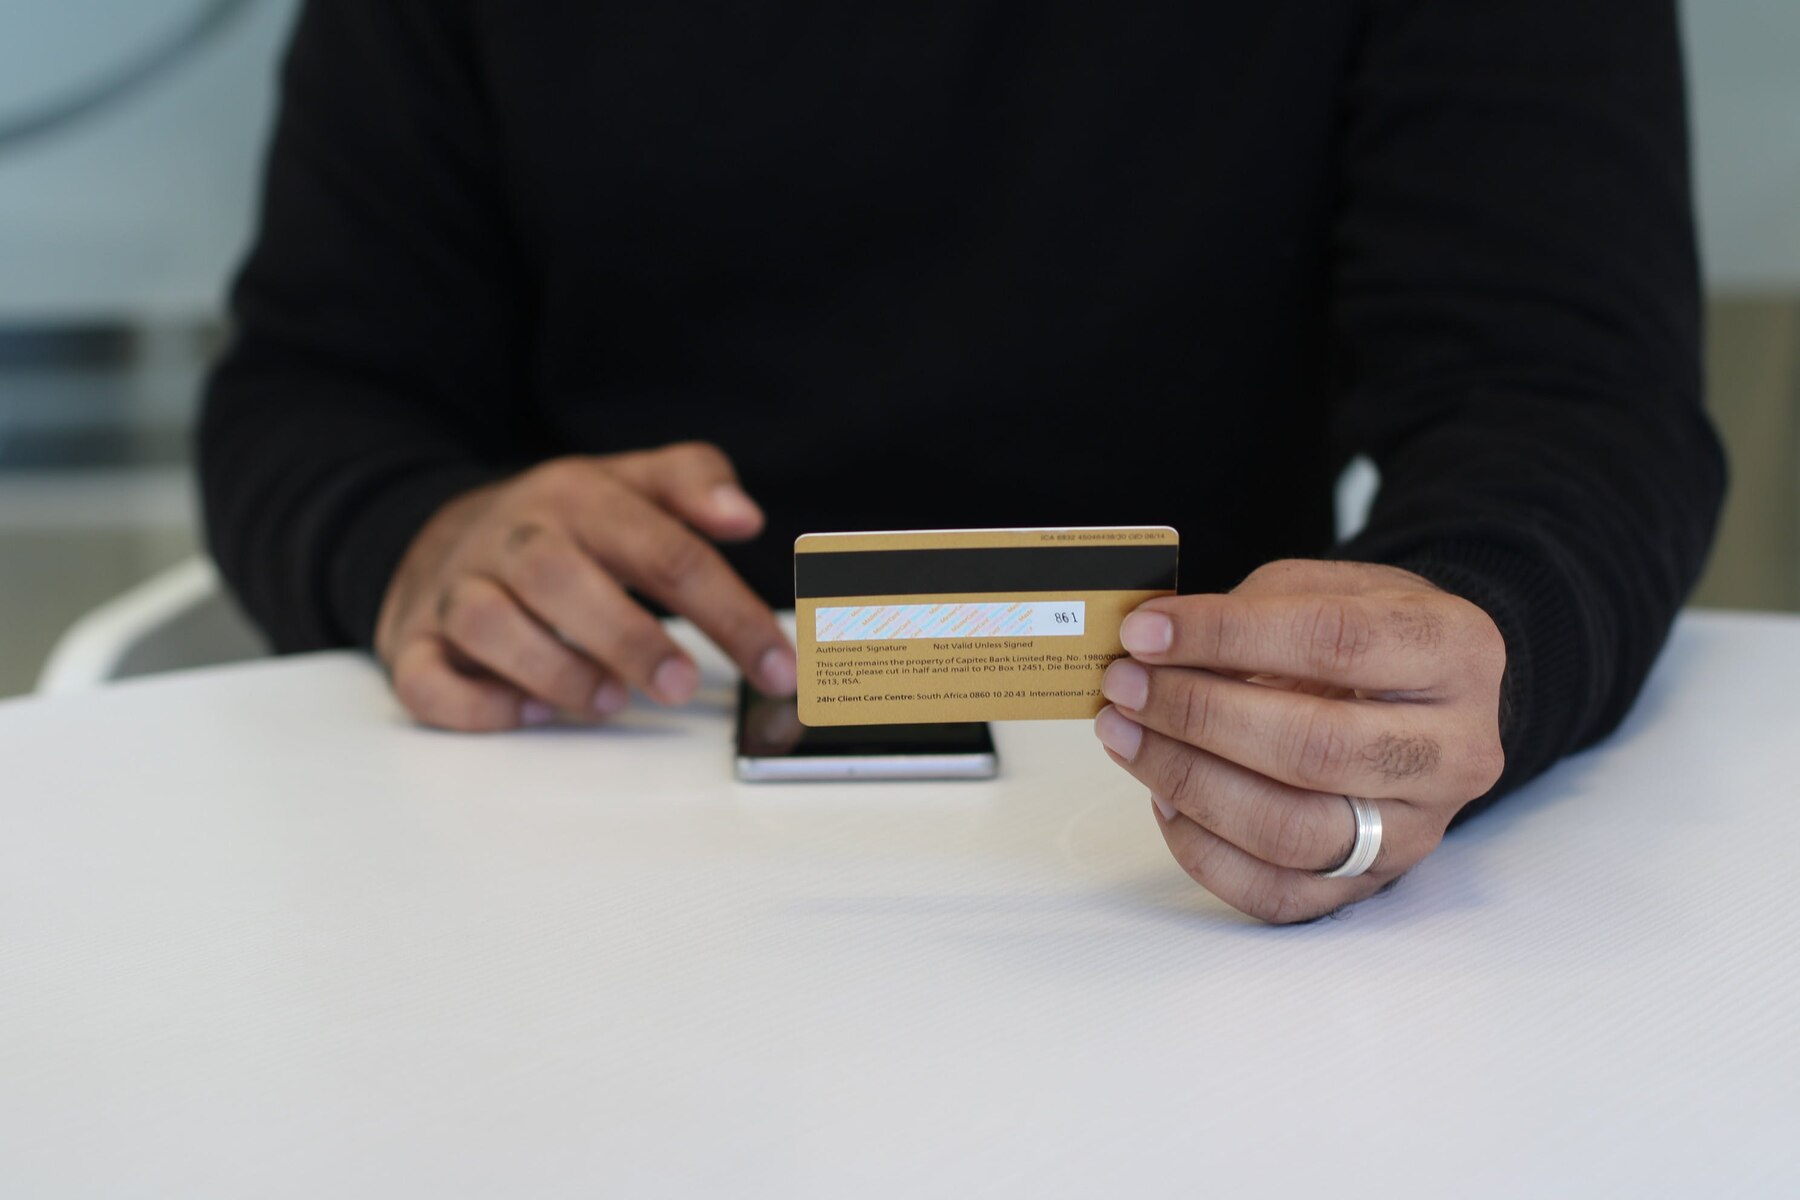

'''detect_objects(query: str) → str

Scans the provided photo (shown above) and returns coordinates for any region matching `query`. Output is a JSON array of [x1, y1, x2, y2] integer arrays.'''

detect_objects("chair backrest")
[[1335, 455, 1379, 543], [36, 556, 269, 695]]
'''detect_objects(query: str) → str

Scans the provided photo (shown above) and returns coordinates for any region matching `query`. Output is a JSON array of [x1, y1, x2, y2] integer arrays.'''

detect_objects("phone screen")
[[735, 681, 997, 780]]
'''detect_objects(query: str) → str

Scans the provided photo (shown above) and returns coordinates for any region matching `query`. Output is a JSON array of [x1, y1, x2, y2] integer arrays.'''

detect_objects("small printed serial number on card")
[[814, 600, 1086, 641]]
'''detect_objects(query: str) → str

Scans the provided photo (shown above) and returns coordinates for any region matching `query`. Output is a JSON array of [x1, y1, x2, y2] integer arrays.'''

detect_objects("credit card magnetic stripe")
[[794, 545, 1179, 599]]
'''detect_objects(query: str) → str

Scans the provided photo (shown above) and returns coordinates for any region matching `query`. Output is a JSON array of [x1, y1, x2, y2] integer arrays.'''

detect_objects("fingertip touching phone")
[[734, 681, 998, 782]]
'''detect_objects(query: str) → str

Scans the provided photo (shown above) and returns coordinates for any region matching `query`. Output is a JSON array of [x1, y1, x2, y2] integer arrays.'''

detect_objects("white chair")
[[1334, 454, 1379, 543], [35, 556, 269, 695]]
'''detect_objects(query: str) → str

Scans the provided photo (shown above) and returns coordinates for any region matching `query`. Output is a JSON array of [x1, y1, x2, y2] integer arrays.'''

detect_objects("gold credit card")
[[795, 527, 1179, 726]]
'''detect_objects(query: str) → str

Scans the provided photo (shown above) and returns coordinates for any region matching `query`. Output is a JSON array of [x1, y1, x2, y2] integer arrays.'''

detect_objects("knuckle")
[[512, 541, 577, 599], [1240, 559, 1305, 592], [1286, 709, 1354, 786], [394, 667, 479, 731], [1257, 800, 1322, 869], [1442, 597, 1505, 675], [587, 615, 674, 681], [1173, 836, 1222, 888], [544, 658, 599, 705], [1303, 597, 1374, 675], [522, 457, 587, 502], [442, 584, 510, 648], [390, 661, 438, 720], [1481, 615, 1507, 663], [1254, 558, 1304, 580], [640, 532, 711, 595], [1165, 749, 1213, 824], [1244, 878, 1315, 925], [1383, 594, 1446, 652], [1269, 887, 1327, 925], [711, 599, 774, 654], [619, 618, 676, 669], [1465, 736, 1506, 795], [1173, 677, 1219, 747], [1474, 619, 1508, 684], [1198, 602, 1236, 663], [586, 600, 668, 663]]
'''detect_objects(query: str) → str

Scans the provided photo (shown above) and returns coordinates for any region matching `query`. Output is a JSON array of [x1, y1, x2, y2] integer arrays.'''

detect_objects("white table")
[[3, 612, 1797, 1197]]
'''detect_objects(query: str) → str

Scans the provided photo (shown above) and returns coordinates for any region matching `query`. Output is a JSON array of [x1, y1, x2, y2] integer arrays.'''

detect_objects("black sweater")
[[200, 0, 1724, 812]]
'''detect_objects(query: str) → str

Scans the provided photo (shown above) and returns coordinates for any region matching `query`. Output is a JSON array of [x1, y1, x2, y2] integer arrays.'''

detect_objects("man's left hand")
[[1094, 559, 1507, 923]]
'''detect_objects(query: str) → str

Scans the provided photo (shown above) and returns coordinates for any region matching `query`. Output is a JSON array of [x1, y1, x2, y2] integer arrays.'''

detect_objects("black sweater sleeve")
[[198, 0, 521, 651], [202, 0, 1723, 808], [1331, 0, 1725, 810]]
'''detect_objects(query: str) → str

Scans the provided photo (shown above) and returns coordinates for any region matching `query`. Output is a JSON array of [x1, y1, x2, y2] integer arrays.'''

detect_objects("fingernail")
[[1094, 703, 1144, 761], [1120, 611, 1173, 655], [758, 645, 797, 696], [1152, 793, 1178, 822], [709, 483, 762, 525], [520, 700, 556, 727], [591, 680, 628, 716], [651, 656, 700, 705], [1101, 658, 1150, 710]]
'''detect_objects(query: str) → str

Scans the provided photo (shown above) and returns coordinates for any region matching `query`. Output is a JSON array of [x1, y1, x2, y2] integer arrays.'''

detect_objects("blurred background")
[[2, 0, 1797, 698]]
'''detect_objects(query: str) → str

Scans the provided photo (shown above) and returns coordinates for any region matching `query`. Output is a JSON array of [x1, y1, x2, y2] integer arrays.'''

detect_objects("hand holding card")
[[794, 527, 1179, 726], [1094, 559, 1507, 923]]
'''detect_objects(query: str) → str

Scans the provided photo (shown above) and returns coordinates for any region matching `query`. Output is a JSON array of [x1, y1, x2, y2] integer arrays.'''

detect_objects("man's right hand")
[[374, 442, 795, 731]]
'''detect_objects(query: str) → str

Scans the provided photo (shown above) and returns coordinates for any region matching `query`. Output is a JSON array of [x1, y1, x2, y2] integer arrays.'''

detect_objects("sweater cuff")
[[326, 460, 505, 650], [1336, 532, 1596, 821]]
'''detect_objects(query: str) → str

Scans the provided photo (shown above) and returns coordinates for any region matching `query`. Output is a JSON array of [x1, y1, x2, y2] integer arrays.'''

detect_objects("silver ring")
[[1316, 795, 1382, 879]]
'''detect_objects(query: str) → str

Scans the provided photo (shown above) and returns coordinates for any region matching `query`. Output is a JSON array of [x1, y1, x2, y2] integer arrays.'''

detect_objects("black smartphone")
[[734, 681, 998, 782]]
